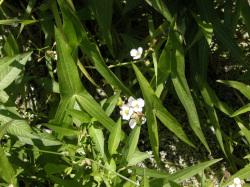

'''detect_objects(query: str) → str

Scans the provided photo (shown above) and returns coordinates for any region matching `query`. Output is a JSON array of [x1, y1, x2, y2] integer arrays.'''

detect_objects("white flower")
[[233, 178, 241, 185], [128, 96, 145, 112], [227, 178, 243, 187], [129, 118, 137, 129], [120, 104, 133, 120], [130, 47, 143, 60]]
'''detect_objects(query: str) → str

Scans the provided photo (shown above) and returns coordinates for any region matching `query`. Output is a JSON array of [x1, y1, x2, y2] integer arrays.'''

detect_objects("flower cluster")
[[228, 178, 243, 187], [119, 96, 146, 129]]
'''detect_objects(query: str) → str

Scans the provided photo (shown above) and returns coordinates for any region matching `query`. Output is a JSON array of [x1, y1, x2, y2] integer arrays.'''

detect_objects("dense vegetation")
[[0, 0, 250, 186]]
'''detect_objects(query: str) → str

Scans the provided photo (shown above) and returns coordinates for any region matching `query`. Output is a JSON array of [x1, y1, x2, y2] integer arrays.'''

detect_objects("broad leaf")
[[0, 52, 32, 90], [0, 147, 17, 185], [108, 118, 121, 155]]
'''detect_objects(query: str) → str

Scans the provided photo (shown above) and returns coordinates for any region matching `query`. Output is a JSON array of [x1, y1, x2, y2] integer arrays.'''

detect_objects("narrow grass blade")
[[171, 31, 210, 152], [217, 80, 250, 100], [231, 103, 250, 117]]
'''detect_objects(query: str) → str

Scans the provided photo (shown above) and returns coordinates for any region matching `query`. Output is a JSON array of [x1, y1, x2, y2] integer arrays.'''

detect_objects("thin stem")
[[84, 60, 144, 69]]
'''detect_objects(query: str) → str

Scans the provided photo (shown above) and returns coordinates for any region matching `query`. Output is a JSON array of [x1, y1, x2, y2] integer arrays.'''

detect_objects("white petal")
[[130, 49, 137, 57], [133, 54, 141, 60], [128, 96, 135, 106], [120, 105, 133, 120], [137, 47, 143, 54], [129, 119, 137, 129], [134, 106, 143, 112], [137, 98, 145, 108], [235, 185, 241, 187], [123, 114, 131, 120], [227, 185, 235, 187], [234, 178, 241, 185]]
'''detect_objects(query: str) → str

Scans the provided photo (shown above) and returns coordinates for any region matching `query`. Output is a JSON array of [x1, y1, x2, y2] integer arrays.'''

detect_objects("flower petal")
[[128, 96, 135, 106], [137, 98, 145, 108], [133, 54, 141, 60], [130, 49, 137, 57], [129, 119, 137, 129], [137, 47, 143, 54], [234, 178, 241, 185]]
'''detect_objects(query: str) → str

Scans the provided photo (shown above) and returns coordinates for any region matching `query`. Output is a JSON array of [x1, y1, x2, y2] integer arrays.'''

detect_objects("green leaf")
[[133, 64, 194, 154], [231, 103, 250, 117], [0, 19, 37, 25], [89, 124, 107, 161], [192, 14, 213, 45], [143, 172, 150, 187], [199, 81, 250, 144], [125, 125, 141, 162], [0, 147, 17, 185], [44, 123, 79, 137], [155, 34, 173, 97], [145, 0, 172, 22], [108, 118, 121, 155], [155, 109, 195, 147], [0, 120, 12, 139], [103, 91, 121, 116], [76, 93, 115, 132], [136, 159, 222, 185], [132, 64, 160, 162], [170, 31, 210, 152], [67, 109, 92, 124], [3, 33, 19, 56], [168, 159, 222, 183], [134, 167, 170, 178], [127, 150, 150, 166], [206, 107, 226, 156], [6, 120, 62, 146], [0, 52, 32, 90], [57, 1, 131, 95], [55, 27, 83, 96], [217, 80, 250, 100]]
